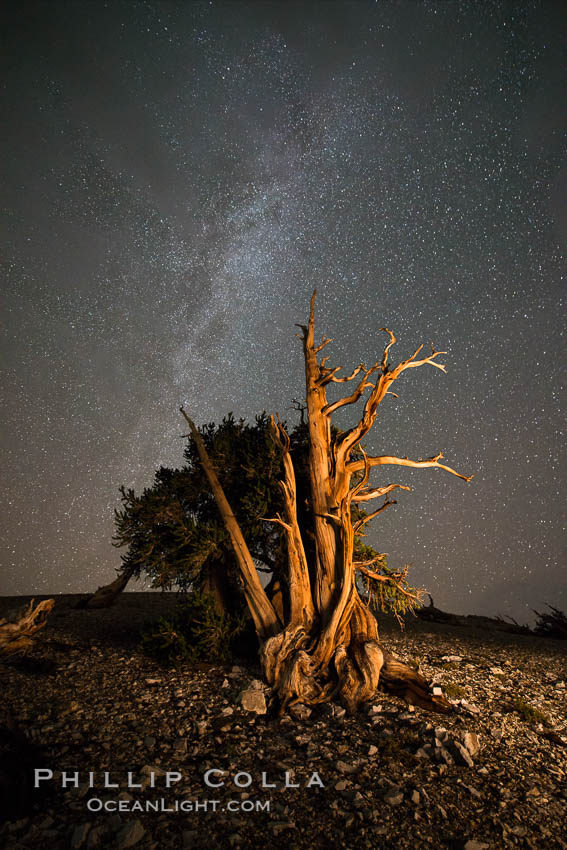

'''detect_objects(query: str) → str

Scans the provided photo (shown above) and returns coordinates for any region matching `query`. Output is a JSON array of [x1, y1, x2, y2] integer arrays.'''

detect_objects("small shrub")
[[140, 592, 245, 665], [140, 616, 194, 665], [533, 605, 567, 640], [513, 697, 550, 726], [443, 682, 466, 699], [376, 731, 418, 764]]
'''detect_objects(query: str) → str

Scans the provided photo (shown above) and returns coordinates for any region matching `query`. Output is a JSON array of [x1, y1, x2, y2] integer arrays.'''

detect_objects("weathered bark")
[[180, 408, 281, 641], [0, 598, 54, 656], [80, 568, 133, 609], [186, 291, 472, 714]]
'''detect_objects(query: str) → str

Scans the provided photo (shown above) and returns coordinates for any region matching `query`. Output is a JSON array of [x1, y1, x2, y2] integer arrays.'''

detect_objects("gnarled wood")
[[80, 569, 133, 609], [189, 291, 471, 715], [180, 407, 281, 641], [0, 598, 54, 655]]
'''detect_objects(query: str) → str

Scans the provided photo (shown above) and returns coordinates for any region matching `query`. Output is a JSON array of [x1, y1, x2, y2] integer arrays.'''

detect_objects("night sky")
[[2, 1, 565, 624]]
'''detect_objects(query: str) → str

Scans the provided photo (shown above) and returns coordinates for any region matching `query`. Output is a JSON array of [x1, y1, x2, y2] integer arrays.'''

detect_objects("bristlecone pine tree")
[[181, 291, 473, 714]]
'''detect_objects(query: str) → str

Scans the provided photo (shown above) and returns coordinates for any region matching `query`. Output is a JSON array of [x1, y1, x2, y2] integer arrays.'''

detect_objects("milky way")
[[2, 1, 565, 622]]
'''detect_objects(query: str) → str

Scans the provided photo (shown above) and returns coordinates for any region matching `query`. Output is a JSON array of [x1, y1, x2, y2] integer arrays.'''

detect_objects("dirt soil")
[[1, 593, 566, 850]]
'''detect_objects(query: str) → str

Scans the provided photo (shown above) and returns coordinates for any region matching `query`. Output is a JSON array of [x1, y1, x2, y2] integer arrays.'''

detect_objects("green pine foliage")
[[140, 592, 246, 665], [114, 413, 283, 613], [115, 412, 422, 628]]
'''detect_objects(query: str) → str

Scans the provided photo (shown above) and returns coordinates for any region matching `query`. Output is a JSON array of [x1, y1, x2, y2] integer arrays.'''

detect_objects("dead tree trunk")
[[183, 291, 472, 713], [80, 569, 134, 609], [0, 598, 54, 656]]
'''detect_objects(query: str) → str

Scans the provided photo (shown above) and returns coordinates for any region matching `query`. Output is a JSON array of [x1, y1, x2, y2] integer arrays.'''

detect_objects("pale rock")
[[463, 732, 480, 757], [139, 765, 165, 791], [106, 814, 123, 832], [510, 825, 528, 837], [460, 701, 481, 715], [174, 738, 187, 753], [464, 842, 490, 850], [450, 740, 475, 768], [86, 826, 105, 849], [462, 783, 481, 799], [71, 823, 91, 849], [526, 786, 540, 797], [116, 820, 145, 849], [384, 787, 404, 807], [336, 760, 358, 775], [437, 747, 454, 766], [289, 704, 312, 720], [240, 688, 267, 714], [368, 745, 378, 756]]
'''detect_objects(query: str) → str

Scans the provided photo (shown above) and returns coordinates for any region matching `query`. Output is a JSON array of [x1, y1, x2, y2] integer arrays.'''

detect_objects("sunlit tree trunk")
[[182, 291, 472, 713]]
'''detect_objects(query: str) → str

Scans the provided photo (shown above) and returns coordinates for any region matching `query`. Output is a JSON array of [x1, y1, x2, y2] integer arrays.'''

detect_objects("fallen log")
[[416, 595, 532, 635], [77, 570, 132, 609], [0, 598, 54, 656]]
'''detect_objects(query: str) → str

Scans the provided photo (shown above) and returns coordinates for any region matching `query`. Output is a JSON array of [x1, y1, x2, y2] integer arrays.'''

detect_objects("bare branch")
[[314, 336, 333, 354], [400, 342, 448, 373], [353, 499, 397, 533], [322, 365, 379, 416], [347, 452, 474, 483], [379, 328, 396, 372], [325, 363, 366, 385], [352, 483, 411, 503], [355, 563, 425, 604], [261, 513, 292, 532], [347, 445, 372, 505], [291, 398, 307, 424], [317, 365, 342, 385], [353, 554, 388, 568], [334, 332, 453, 468]]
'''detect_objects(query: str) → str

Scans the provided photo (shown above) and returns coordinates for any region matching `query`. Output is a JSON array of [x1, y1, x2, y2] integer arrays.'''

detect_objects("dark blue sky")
[[1, 1, 565, 623]]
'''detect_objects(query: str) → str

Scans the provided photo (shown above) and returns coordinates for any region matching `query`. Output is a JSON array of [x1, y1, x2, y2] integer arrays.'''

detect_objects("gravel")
[[1, 592, 566, 849]]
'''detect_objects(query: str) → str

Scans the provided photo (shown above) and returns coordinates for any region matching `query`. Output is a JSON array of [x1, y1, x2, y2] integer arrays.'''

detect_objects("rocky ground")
[[1, 593, 566, 850]]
